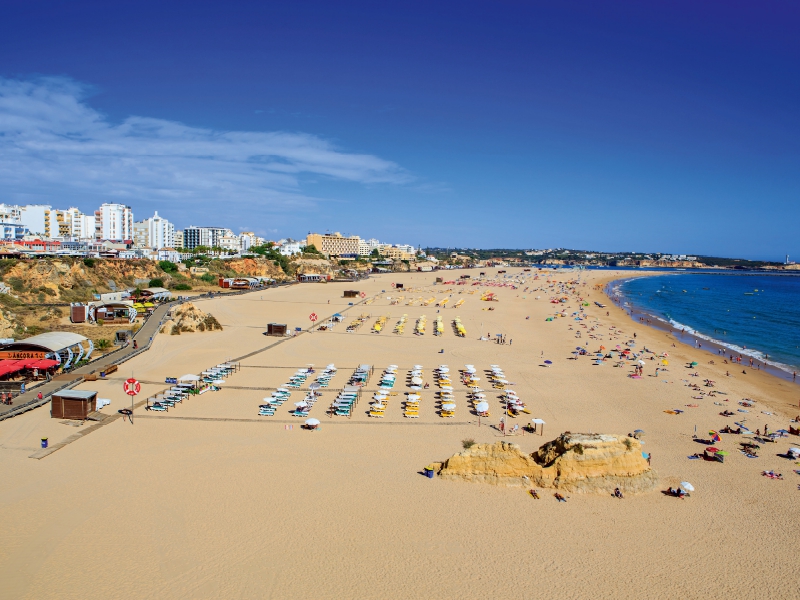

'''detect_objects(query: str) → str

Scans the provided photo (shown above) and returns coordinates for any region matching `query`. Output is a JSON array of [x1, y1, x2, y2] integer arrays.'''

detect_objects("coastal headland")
[[0, 268, 797, 599]]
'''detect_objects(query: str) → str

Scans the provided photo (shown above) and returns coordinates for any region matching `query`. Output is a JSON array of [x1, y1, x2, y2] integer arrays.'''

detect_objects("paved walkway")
[[0, 301, 174, 421]]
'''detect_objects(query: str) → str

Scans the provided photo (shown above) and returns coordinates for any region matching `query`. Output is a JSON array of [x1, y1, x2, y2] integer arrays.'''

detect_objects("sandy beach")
[[1, 268, 798, 599]]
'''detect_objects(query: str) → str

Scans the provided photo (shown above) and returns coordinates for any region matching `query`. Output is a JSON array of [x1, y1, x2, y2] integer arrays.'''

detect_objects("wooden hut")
[[266, 323, 287, 336], [51, 390, 97, 420]]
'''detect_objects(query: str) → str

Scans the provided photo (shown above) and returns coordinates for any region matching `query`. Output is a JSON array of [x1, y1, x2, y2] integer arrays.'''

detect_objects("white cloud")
[[0, 76, 409, 219]]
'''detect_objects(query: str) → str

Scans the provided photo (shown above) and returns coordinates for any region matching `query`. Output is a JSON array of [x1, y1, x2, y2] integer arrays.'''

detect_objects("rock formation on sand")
[[436, 433, 657, 495], [160, 303, 223, 335]]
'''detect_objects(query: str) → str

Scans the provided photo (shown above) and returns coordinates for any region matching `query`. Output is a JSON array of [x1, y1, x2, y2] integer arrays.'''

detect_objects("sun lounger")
[[146, 402, 167, 412]]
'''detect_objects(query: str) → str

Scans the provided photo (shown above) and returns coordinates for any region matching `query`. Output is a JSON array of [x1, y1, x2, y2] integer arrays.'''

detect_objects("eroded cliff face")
[[159, 302, 223, 335], [222, 258, 288, 279], [1, 259, 162, 302], [437, 434, 658, 495]]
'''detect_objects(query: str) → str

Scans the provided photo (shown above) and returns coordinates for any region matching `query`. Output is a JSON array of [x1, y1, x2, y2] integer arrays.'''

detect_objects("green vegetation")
[[7, 277, 24, 292], [172, 283, 192, 291], [149, 278, 165, 288], [303, 244, 322, 255], [83, 258, 96, 268], [96, 338, 111, 350], [200, 273, 217, 284], [159, 260, 178, 273], [462, 438, 476, 449], [250, 243, 290, 274]]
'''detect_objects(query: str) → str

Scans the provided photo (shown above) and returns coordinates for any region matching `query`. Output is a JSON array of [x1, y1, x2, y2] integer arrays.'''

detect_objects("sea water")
[[613, 272, 800, 375]]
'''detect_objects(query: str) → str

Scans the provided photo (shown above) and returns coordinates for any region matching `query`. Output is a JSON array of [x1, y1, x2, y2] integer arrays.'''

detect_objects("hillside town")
[[0, 202, 423, 263]]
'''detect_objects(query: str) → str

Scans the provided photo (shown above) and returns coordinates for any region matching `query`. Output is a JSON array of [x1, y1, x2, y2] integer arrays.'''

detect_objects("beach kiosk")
[[51, 390, 97, 420], [267, 323, 287, 336], [343, 290, 360, 298]]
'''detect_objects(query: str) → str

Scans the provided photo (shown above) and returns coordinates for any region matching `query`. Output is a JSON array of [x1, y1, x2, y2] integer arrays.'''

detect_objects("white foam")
[[668, 319, 795, 375]]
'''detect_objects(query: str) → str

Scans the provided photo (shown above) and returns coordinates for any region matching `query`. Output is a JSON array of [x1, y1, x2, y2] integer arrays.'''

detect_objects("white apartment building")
[[132, 211, 174, 249], [218, 235, 242, 253], [278, 240, 302, 256], [95, 203, 133, 242], [0, 204, 23, 225], [0, 204, 95, 240], [18, 205, 50, 235], [174, 230, 184, 250], [67, 208, 95, 240], [239, 231, 263, 252]]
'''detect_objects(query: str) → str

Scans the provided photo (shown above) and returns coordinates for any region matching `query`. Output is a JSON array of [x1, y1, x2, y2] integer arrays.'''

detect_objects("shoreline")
[[601, 274, 799, 386]]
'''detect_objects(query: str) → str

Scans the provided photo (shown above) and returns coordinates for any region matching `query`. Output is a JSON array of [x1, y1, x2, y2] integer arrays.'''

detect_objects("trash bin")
[[41, 438, 48, 449], [426, 469, 434, 478]]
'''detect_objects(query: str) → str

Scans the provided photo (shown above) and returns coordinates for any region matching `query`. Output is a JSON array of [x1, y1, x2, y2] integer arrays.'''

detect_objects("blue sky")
[[1, 1, 798, 260]]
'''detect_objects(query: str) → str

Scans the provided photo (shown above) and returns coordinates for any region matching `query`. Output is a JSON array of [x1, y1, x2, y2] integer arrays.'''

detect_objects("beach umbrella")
[[373, 404, 385, 410], [476, 401, 490, 412], [442, 403, 456, 410], [308, 382, 321, 390], [680, 482, 695, 492], [178, 374, 201, 381], [634, 429, 645, 435], [705, 447, 719, 453], [411, 377, 423, 385], [304, 418, 320, 426], [294, 401, 308, 407], [212, 379, 225, 385], [661, 360, 669, 365], [690, 361, 698, 367], [414, 364, 423, 370]]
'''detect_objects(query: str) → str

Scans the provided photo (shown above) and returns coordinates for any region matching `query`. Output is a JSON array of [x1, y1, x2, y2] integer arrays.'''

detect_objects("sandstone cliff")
[[159, 302, 223, 335], [1, 258, 162, 303], [216, 258, 288, 279], [437, 434, 657, 495]]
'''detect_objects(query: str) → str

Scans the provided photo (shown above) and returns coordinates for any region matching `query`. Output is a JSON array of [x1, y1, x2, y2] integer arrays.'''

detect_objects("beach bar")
[[51, 390, 97, 419], [343, 290, 360, 298]]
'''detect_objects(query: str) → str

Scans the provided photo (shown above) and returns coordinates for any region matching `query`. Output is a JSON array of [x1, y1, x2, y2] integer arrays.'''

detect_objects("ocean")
[[611, 272, 800, 377]]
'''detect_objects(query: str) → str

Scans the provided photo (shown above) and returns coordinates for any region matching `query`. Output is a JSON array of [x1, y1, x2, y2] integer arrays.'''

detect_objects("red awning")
[[0, 360, 25, 377], [0, 358, 59, 377], [28, 359, 59, 369]]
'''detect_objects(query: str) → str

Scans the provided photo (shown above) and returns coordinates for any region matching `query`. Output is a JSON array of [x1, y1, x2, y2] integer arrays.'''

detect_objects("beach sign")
[[309, 313, 318, 322], [124, 378, 141, 396]]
